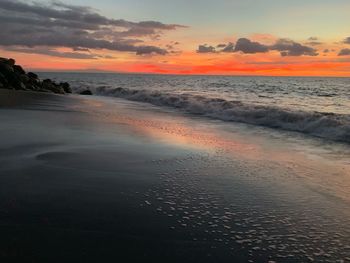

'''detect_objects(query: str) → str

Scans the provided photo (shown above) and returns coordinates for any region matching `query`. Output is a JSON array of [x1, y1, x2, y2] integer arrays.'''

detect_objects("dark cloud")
[[6, 46, 115, 59], [338, 48, 350, 56], [221, 42, 235, 53], [234, 38, 269, 54], [344, 37, 350, 44], [323, 49, 330, 53], [0, 0, 186, 57], [73, 47, 91, 52], [271, 39, 318, 56], [197, 37, 318, 57], [197, 45, 216, 53], [217, 44, 227, 48]]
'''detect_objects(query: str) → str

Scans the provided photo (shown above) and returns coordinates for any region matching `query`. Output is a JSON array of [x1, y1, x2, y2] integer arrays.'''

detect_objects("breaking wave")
[[94, 86, 350, 143]]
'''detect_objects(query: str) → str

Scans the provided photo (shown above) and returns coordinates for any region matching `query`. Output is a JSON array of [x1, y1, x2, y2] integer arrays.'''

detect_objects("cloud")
[[306, 41, 323, 46], [6, 46, 115, 59], [271, 39, 318, 56], [234, 38, 269, 54], [338, 48, 350, 56], [344, 37, 350, 44], [305, 37, 323, 46], [197, 45, 216, 53], [198, 37, 317, 57], [217, 44, 227, 48], [73, 47, 91, 52], [0, 0, 186, 57], [221, 42, 235, 53]]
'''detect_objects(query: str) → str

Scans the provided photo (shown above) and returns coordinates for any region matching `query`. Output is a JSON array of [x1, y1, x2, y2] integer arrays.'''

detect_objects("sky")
[[1, 0, 350, 76]]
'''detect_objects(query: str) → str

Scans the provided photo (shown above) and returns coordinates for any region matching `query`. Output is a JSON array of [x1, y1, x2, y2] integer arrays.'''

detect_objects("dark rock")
[[0, 62, 14, 76], [0, 58, 15, 67], [0, 57, 72, 95], [42, 79, 64, 94], [16, 82, 27, 90], [13, 65, 26, 75], [60, 82, 72, 93], [80, 89, 93, 95], [0, 63, 22, 89], [0, 72, 8, 86], [20, 74, 30, 83], [28, 72, 38, 79], [7, 58, 15, 67]]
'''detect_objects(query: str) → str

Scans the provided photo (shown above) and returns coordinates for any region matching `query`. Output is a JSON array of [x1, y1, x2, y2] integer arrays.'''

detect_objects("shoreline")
[[1, 90, 350, 262]]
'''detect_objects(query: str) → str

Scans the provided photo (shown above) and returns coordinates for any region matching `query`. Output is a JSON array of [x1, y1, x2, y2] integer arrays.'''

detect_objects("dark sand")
[[0, 90, 350, 263]]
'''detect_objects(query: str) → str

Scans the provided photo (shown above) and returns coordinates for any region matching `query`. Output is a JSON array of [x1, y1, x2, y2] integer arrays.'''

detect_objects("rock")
[[16, 81, 27, 90], [0, 58, 15, 67], [60, 82, 72, 93], [13, 65, 25, 75], [27, 72, 38, 79], [79, 89, 93, 95], [0, 63, 21, 89], [0, 72, 8, 86], [20, 74, 30, 83], [0, 57, 72, 95], [42, 79, 64, 94], [7, 58, 15, 67], [0, 62, 14, 76]]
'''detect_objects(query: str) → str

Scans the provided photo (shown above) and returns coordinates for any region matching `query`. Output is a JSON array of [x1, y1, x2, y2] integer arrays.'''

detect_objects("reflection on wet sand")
[[81, 96, 350, 203]]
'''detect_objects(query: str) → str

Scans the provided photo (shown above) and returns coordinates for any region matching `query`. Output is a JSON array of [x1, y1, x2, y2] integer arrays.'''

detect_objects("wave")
[[92, 86, 350, 143]]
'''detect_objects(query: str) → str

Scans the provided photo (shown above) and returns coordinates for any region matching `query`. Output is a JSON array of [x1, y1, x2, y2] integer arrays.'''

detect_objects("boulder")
[[13, 65, 26, 75], [0, 58, 15, 67], [60, 82, 72, 93], [42, 79, 64, 94], [28, 72, 39, 79], [7, 58, 15, 67], [16, 81, 27, 90], [0, 57, 73, 95], [20, 74, 30, 83], [0, 72, 8, 86], [0, 62, 14, 76], [0, 63, 24, 90], [79, 89, 93, 95]]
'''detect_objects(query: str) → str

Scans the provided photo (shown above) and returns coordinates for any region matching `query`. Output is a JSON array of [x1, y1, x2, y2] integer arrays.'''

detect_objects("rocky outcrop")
[[79, 89, 93, 95], [0, 57, 72, 94]]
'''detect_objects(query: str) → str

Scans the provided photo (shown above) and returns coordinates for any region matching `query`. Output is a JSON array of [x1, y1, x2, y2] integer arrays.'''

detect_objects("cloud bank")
[[0, 0, 186, 57], [197, 37, 318, 57], [338, 49, 350, 56]]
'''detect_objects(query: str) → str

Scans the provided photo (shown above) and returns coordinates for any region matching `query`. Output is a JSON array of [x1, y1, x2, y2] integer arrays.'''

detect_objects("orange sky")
[[1, 1, 350, 77], [3, 43, 349, 77]]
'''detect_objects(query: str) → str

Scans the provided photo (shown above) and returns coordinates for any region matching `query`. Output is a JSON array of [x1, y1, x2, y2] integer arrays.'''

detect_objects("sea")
[[39, 73, 350, 144]]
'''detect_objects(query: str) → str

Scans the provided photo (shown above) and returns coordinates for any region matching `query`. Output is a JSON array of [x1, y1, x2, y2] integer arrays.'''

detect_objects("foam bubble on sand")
[[139, 154, 350, 262]]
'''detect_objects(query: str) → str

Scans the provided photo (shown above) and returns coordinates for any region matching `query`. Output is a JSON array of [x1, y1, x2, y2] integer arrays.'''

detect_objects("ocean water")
[[39, 73, 350, 143]]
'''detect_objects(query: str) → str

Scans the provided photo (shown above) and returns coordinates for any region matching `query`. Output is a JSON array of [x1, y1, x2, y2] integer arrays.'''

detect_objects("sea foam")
[[93, 86, 350, 143]]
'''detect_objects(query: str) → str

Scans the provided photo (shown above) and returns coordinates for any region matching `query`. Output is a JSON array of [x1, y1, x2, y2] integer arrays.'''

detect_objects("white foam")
[[94, 86, 350, 143]]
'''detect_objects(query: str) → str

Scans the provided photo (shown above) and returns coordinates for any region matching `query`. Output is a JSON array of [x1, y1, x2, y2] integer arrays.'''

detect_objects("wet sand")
[[0, 90, 350, 263]]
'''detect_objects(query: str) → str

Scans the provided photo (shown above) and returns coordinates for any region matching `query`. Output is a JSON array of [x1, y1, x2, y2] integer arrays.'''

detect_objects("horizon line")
[[32, 70, 350, 78]]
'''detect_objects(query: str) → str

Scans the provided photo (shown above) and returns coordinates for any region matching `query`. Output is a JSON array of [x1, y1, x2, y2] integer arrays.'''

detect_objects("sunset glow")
[[1, 0, 350, 76]]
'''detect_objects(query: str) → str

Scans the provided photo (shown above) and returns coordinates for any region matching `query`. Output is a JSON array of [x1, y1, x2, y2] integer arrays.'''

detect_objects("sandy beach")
[[0, 89, 350, 263]]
